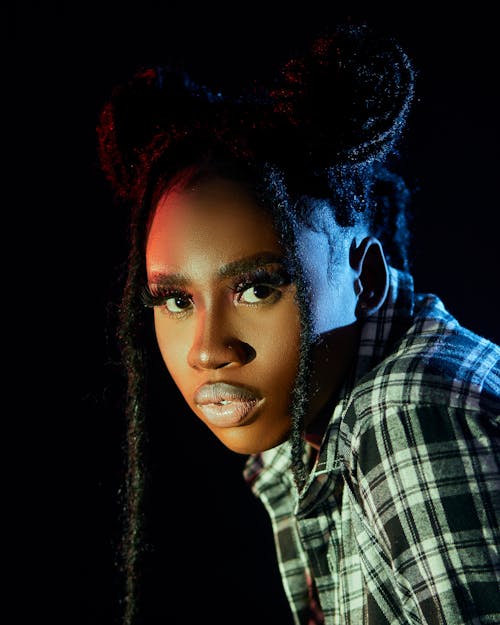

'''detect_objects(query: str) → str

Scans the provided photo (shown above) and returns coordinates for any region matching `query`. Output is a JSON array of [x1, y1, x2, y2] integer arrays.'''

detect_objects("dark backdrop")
[[11, 3, 498, 624]]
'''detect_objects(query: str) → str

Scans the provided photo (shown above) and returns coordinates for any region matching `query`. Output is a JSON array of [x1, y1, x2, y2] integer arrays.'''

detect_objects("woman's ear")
[[350, 237, 389, 318]]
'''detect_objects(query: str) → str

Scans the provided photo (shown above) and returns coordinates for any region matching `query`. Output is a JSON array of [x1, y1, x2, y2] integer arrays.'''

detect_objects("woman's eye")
[[238, 284, 277, 304], [164, 295, 192, 313]]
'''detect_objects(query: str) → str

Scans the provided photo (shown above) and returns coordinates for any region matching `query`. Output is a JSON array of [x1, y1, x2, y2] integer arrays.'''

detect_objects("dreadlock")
[[97, 23, 415, 624]]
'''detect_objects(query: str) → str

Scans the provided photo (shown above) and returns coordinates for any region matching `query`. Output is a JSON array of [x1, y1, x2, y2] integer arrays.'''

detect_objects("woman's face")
[[145, 176, 359, 454]]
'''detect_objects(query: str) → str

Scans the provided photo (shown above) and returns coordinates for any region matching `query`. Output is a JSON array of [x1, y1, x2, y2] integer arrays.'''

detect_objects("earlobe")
[[350, 237, 389, 318]]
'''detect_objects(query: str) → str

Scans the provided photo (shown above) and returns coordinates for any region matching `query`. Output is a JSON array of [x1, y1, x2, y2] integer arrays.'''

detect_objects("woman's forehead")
[[147, 177, 286, 270]]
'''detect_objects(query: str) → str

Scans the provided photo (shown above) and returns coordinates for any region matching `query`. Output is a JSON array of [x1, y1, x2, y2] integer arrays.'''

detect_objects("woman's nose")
[[187, 309, 255, 370]]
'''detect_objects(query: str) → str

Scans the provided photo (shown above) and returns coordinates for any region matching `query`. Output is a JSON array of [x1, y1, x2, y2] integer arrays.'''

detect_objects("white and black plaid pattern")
[[244, 267, 500, 625]]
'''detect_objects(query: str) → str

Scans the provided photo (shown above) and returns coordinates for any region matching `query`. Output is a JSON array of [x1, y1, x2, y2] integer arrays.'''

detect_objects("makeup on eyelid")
[[141, 266, 293, 312]]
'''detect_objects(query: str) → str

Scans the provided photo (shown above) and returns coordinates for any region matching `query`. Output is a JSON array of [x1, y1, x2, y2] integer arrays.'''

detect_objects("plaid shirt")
[[244, 267, 500, 625]]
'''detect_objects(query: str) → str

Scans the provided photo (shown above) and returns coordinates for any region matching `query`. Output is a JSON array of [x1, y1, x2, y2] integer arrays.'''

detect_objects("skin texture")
[[145, 176, 388, 454]]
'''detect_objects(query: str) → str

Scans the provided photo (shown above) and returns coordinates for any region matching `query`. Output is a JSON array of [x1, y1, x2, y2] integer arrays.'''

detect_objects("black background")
[[11, 2, 498, 624]]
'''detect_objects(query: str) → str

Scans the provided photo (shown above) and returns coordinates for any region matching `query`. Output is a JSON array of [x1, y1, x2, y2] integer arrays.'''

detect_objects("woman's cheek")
[[153, 313, 191, 374]]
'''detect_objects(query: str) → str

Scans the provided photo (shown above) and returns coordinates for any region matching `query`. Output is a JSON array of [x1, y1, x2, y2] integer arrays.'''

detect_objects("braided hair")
[[97, 23, 415, 625]]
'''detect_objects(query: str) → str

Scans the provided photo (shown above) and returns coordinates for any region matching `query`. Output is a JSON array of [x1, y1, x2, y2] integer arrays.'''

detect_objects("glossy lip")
[[194, 382, 262, 428]]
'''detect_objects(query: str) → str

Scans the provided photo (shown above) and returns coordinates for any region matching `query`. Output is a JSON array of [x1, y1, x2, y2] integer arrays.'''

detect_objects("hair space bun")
[[269, 24, 415, 168], [96, 67, 224, 202]]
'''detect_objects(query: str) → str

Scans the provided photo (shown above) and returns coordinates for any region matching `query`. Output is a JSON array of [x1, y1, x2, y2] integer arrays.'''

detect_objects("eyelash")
[[141, 268, 292, 318]]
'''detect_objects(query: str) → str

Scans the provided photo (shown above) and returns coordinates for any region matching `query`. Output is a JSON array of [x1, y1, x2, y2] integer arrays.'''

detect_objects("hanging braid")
[[97, 22, 416, 623], [114, 204, 151, 624], [287, 272, 314, 491], [256, 163, 315, 491]]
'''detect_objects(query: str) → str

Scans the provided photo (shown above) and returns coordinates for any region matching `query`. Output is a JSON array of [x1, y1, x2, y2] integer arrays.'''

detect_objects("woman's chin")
[[210, 422, 292, 456]]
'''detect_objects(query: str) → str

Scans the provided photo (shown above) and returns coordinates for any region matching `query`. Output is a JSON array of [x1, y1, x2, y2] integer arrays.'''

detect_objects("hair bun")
[[96, 67, 222, 201], [270, 24, 415, 167]]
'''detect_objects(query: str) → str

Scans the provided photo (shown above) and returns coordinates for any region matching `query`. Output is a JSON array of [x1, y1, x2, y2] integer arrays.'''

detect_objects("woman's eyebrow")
[[217, 253, 286, 279], [147, 272, 189, 287], [148, 252, 286, 287]]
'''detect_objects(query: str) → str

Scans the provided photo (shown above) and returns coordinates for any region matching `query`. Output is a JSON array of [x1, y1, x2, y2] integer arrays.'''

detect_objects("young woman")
[[97, 24, 500, 625]]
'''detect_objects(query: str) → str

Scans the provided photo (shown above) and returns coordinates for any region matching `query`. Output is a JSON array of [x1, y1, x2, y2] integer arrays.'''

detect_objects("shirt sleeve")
[[356, 403, 500, 625]]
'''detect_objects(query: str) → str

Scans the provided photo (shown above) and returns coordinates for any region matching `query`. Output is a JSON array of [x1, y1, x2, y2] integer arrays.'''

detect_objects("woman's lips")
[[194, 382, 261, 428]]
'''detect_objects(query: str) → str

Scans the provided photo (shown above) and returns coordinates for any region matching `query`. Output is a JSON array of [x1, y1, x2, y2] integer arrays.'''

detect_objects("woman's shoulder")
[[349, 303, 500, 427]]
